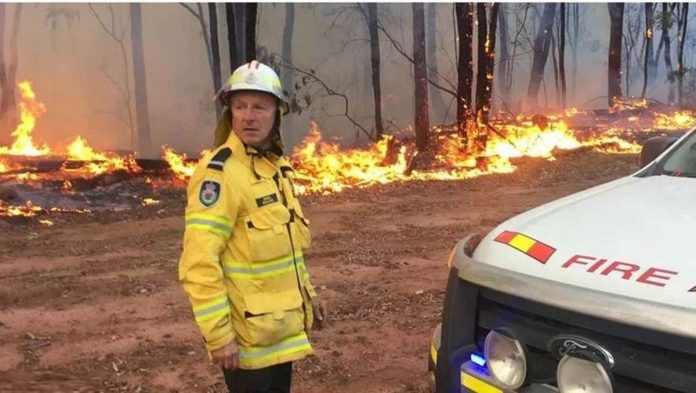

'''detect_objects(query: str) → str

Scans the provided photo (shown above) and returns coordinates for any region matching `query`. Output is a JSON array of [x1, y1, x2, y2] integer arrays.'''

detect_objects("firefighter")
[[179, 60, 327, 393]]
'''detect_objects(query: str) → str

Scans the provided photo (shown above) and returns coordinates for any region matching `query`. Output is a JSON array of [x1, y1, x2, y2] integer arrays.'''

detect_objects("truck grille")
[[475, 288, 696, 393]]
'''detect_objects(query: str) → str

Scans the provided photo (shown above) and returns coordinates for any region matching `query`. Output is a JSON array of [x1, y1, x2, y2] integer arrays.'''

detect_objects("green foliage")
[[656, 9, 675, 30]]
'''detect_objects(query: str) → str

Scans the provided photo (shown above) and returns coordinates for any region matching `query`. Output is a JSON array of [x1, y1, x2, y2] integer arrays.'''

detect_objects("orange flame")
[[654, 111, 696, 130], [291, 119, 642, 195], [67, 136, 108, 161], [162, 146, 203, 180], [0, 81, 50, 156]]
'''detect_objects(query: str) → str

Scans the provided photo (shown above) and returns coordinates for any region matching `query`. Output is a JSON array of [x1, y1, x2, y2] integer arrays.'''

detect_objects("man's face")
[[230, 91, 278, 148]]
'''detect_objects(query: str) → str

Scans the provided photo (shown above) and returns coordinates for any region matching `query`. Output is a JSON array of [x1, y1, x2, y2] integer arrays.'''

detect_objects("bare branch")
[[88, 4, 123, 44], [281, 59, 374, 141], [377, 21, 459, 97]]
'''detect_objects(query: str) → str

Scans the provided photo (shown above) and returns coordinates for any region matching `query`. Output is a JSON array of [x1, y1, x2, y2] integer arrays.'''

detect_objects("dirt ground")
[[0, 150, 639, 393]]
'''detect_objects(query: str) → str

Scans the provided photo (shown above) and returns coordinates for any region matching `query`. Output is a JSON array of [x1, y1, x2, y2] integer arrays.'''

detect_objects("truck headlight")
[[484, 330, 526, 389], [557, 356, 613, 393]]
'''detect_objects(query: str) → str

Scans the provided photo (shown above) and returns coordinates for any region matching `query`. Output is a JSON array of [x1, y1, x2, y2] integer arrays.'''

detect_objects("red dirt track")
[[0, 151, 638, 392]]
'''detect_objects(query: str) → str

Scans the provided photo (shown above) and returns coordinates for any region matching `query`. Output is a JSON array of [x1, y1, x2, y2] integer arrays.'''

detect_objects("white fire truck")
[[429, 129, 696, 393]]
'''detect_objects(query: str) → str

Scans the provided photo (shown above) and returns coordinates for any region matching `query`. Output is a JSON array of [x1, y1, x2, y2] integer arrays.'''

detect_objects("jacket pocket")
[[290, 208, 311, 251], [245, 205, 292, 262], [239, 290, 305, 346]]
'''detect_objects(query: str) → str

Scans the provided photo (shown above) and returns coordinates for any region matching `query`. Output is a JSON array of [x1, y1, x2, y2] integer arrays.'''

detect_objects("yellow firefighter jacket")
[[179, 130, 317, 370]]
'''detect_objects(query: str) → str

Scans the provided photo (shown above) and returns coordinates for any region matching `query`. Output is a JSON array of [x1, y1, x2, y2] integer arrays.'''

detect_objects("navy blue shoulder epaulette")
[[207, 147, 232, 171]]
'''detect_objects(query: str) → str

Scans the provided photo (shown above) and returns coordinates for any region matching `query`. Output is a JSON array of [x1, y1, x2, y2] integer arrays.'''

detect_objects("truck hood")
[[473, 175, 696, 310]]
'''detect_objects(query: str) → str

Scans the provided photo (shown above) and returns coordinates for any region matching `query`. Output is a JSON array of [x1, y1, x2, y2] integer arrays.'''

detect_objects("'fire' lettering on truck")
[[562, 254, 678, 287]]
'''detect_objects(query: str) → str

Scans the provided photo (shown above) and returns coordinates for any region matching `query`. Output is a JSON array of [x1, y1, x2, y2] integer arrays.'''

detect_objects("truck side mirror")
[[639, 136, 679, 168]]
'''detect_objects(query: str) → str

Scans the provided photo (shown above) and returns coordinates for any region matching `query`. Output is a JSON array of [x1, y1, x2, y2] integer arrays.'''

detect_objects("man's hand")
[[312, 296, 328, 329], [211, 341, 239, 370]]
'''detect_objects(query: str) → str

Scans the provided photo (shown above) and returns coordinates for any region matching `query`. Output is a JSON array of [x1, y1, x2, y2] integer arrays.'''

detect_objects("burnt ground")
[[0, 150, 640, 393]]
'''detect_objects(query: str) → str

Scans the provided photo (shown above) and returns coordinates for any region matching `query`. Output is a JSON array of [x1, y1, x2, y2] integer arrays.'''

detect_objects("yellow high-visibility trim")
[[186, 223, 230, 238], [223, 254, 305, 279], [185, 213, 233, 237], [461, 372, 502, 393], [430, 343, 438, 366], [193, 296, 230, 322], [239, 332, 311, 360], [509, 234, 535, 252], [186, 212, 232, 227], [195, 305, 230, 322]]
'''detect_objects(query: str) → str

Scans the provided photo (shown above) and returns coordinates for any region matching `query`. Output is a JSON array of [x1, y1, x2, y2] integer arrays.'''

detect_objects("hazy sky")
[[6, 3, 694, 157]]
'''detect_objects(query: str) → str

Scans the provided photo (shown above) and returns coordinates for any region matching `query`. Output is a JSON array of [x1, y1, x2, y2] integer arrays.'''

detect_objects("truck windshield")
[[661, 131, 696, 178]]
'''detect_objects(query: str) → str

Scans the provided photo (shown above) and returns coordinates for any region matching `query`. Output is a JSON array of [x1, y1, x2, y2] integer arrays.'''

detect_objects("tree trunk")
[[571, 3, 579, 101], [412, 3, 430, 153], [677, 3, 688, 107], [426, 3, 446, 124], [477, 3, 498, 123], [2, 4, 20, 138], [641, 3, 654, 98], [496, 4, 511, 106], [208, 4, 222, 116], [129, 3, 153, 156], [607, 3, 624, 107], [233, 4, 246, 63], [225, 4, 239, 70], [526, 3, 557, 107], [455, 3, 474, 140], [559, 3, 567, 108], [0, 4, 10, 139], [367, 3, 384, 138], [474, 3, 488, 117], [661, 3, 675, 104], [245, 3, 257, 61]]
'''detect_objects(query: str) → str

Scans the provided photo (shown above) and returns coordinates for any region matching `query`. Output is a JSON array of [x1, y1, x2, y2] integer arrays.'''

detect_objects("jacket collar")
[[225, 131, 279, 181]]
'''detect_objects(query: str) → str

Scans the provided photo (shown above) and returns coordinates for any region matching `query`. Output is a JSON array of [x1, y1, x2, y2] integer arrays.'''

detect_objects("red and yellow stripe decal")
[[494, 230, 556, 264]]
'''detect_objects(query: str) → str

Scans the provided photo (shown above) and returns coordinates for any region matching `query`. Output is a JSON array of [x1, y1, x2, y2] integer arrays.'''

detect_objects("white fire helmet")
[[216, 60, 289, 115]]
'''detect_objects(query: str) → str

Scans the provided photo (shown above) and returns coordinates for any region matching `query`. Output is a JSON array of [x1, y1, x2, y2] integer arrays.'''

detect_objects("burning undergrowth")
[[0, 80, 694, 222]]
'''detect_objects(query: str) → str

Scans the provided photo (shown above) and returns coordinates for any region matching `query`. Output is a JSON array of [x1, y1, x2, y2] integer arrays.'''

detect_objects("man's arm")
[[179, 157, 239, 352]]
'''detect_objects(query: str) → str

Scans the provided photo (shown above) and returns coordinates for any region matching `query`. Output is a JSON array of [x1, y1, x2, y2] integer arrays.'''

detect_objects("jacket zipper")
[[274, 173, 308, 328]]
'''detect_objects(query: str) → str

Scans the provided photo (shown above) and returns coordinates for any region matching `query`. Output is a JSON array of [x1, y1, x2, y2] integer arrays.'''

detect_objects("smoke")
[[5, 3, 695, 157]]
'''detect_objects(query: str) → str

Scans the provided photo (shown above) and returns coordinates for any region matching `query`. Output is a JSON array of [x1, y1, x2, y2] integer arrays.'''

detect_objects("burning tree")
[[0, 4, 22, 141]]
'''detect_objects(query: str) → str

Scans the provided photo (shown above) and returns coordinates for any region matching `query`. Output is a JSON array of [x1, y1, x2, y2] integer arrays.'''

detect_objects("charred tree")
[[225, 4, 239, 69], [0, 4, 7, 137], [558, 3, 567, 108], [496, 4, 511, 106], [455, 3, 474, 139], [180, 3, 220, 116], [245, 3, 257, 61], [366, 3, 384, 138], [209, 4, 222, 116], [0, 4, 21, 138], [571, 3, 579, 101], [607, 3, 624, 107], [129, 3, 153, 156], [282, 3, 294, 95], [677, 3, 689, 107], [412, 3, 430, 153], [474, 4, 488, 118], [642, 3, 654, 98], [426, 3, 446, 124], [526, 3, 557, 107], [476, 3, 498, 123], [660, 3, 675, 104], [88, 4, 136, 150], [281, 2, 295, 126]]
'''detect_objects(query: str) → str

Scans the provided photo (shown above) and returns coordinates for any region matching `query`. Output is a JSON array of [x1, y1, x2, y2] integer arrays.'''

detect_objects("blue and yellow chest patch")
[[199, 180, 221, 207]]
